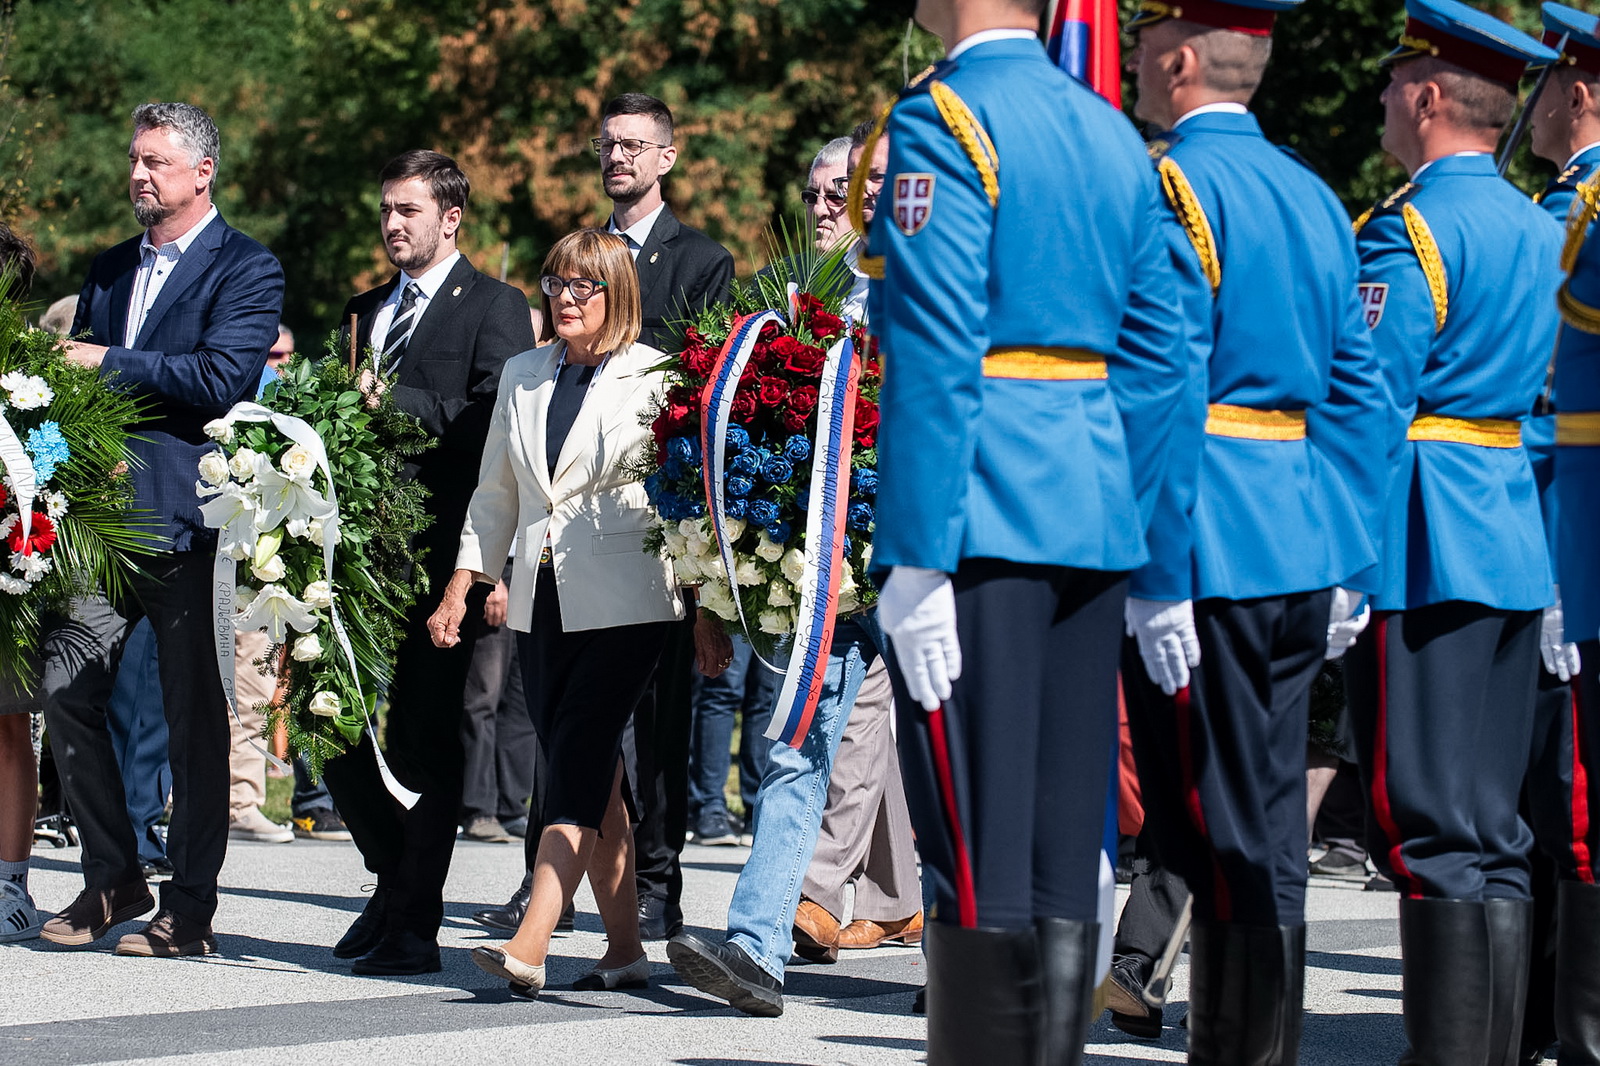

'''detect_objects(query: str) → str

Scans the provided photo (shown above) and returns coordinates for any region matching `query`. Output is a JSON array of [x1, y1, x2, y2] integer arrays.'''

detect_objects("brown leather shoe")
[[40, 882, 156, 946], [113, 909, 217, 957], [837, 910, 925, 950], [792, 899, 840, 964]]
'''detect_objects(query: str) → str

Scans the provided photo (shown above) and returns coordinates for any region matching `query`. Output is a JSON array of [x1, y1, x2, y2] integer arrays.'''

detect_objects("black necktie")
[[382, 282, 422, 374]]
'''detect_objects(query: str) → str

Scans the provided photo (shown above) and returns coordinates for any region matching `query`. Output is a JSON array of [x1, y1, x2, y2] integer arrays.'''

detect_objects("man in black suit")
[[321, 150, 535, 976], [40, 102, 284, 957]]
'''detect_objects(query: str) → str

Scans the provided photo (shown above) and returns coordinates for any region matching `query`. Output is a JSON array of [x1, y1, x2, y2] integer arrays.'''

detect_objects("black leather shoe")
[[639, 894, 683, 941], [1556, 880, 1600, 1066], [925, 923, 1041, 1066], [666, 932, 783, 1016], [351, 929, 441, 976], [471, 883, 575, 934], [1104, 951, 1163, 1040], [333, 885, 391, 960]]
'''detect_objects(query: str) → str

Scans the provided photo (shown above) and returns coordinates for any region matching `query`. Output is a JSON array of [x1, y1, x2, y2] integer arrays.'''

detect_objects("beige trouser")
[[229, 629, 277, 816]]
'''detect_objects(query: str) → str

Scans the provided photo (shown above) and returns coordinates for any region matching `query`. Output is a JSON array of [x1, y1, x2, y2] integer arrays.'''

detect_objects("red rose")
[[7, 512, 56, 556], [784, 343, 827, 377], [769, 335, 802, 360], [865, 358, 881, 378], [651, 409, 672, 450], [739, 360, 761, 387], [789, 384, 818, 415], [758, 376, 790, 407], [809, 311, 845, 340], [0, 485, 7, 510], [796, 293, 825, 317], [759, 321, 780, 343], [783, 409, 809, 433], [682, 344, 716, 378], [667, 384, 696, 407], [685, 326, 707, 347], [854, 397, 880, 448], [731, 388, 759, 423]]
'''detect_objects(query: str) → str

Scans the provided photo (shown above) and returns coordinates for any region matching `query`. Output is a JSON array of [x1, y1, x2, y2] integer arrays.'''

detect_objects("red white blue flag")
[[1045, 0, 1124, 108]]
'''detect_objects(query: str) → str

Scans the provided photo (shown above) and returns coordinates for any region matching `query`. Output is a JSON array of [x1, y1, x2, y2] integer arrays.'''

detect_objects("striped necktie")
[[382, 282, 422, 375]]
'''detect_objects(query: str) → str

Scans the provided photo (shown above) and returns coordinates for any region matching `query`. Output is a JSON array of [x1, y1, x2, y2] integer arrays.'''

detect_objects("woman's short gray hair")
[[131, 102, 221, 171]]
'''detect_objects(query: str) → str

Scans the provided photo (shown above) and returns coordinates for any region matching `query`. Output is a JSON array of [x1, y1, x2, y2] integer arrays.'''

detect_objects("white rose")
[[308, 691, 341, 717], [677, 518, 706, 539], [280, 444, 316, 482], [861, 541, 873, 570], [661, 526, 688, 558], [697, 577, 737, 621], [758, 609, 791, 635], [302, 580, 333, 609], [754, 532, 785, 563], [250, 554, 286, 583], [734, 557, 763, 587], [781, 548, 806, 585], [685, 527, 713, 559], [306, 518, 329, 547], [203, 418, 235, 443], [290, 633, 323, 662], [767, 581, 794, 607], [838, 566, 857, 595], [722, 517, 747, 543], [197, 451, 230, 487], [673, 554, 702, 585], [837, 584, 860, 615], [228, 447, 261, 481]]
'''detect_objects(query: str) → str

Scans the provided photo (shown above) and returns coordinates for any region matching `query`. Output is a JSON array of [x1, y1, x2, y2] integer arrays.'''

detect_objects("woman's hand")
[[693, 608, 734, 678], [428, 569, 481, 648]]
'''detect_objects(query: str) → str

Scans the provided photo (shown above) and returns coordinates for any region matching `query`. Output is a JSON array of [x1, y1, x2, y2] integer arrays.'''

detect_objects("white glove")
[[1542, 589, 1583, 683], [1125, 598, 1201, 696], [1325, 586, 1372, 661], [879, 566, 962, 711]]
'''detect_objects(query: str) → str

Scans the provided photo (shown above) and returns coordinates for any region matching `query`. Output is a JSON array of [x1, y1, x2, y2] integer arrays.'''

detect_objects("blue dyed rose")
[[666, 435, 701, 463], [847, 501, 874, 532], [24, 422, 70, 483], [643, 472, 665, 499], [759, 456, 794, 484], [852, 468, 877, 496], [748, 499, 780, 528], [730, 448, 760, 476], [842, 535, 853, 558], [655, 492, 684, 521], [725, 496, 749, 520], [783, 435, 812, 463], [726, 473, 755, 498], [724, 425, 750, 452], [685, 499, 707, 519], [767, 520, 792, 544]]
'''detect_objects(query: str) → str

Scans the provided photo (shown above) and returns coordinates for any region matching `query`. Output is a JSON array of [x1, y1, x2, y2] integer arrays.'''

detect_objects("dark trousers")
[[890, 560, 1126, 930], [1114, 832, 1189, 976], [1525, 639, 1600, 884], [40, 552, 230, 922], [1345, 603, 1541, 900], [459, 563, 535, 824], [633, 601, 696, 910], [1123, 590, 1331, 925], [321, 579, 488, 938]]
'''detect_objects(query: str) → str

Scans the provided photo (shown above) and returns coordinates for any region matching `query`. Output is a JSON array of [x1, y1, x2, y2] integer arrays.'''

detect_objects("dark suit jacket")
[[632, 204, 735, 351], [74, 213, 285, 552], [337, 255, 535, 581]]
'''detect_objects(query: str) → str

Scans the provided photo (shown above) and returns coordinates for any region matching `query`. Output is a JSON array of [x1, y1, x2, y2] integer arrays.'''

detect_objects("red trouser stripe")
[[926, 705, 979, 928], [1368, 616, 1422, 898], [1173, 683, 1231, 919], [1572, 683, 1595, 884]]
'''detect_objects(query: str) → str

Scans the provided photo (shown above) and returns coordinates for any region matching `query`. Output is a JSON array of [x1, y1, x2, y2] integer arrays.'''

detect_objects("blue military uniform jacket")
[[1355, 153, 1561, 612], [1539, 143, 1600, 219], [1131, 110, 1387, 602], [1553, 180, 1600, 641], [865, 35, 1189, 575]]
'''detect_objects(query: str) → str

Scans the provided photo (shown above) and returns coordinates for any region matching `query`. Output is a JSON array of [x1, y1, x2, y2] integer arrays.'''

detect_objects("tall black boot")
[[1035, 918, 1099, 1066], [1398, 898, 1492, 1066], [925, 923, 1041, 1066], [1485, 899, 1533, 1066], [1556, 880, 1600, 1065], [1186, 922, 1305, 1066]]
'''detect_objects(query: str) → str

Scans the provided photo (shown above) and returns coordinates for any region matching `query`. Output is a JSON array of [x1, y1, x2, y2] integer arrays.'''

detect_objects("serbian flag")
[[1045, 0, 1123, 108]]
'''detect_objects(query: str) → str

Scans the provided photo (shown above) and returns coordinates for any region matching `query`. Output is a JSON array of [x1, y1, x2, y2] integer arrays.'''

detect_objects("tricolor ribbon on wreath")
[[205, 402, 420, 808], [698, 305, 860, 749], [0, 411, 37, 547]]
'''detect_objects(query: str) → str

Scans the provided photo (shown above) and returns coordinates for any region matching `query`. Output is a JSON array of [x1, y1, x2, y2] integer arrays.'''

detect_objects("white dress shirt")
[[606, 202, 666, 262], [1173, 102, 1250, 127], [367, 249, 462, 356], [124, 204, 218, 346], [946, 27, 1038, 60]]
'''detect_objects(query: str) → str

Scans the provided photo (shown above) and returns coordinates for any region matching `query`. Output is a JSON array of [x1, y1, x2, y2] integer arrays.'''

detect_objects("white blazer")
[[455, 340, 684, 633]]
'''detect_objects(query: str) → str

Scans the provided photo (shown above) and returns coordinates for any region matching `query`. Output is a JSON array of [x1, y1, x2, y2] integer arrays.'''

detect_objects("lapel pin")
[[649, 252, 659, 264], [452, 285, 462, 296]]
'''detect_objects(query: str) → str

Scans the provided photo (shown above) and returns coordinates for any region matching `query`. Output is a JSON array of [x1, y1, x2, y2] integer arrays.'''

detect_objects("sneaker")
[[292, 809, 353, 841], [0, 881, 42, 943], [1309, 849, 1369, 880], [691, 813, 738, 847], [228, 808, 294, 844], [461, 816, 514, 843]]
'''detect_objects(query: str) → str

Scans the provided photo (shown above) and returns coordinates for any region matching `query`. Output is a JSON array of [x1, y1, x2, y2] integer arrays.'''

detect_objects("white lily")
[[253, 459, 336, 534], [235, 582, 318, 643], [196, 481, 261, 561]]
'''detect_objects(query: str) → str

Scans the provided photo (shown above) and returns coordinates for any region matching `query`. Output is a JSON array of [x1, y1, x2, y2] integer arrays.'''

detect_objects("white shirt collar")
[[1173, 102, 1249, 127], [1566, 141, 1600, 170], [947, 28, 1037, 61], [397, 249, 461, 300], [607, 202, 667, 249], [140, 204, 218, 258], [846, 241, 867, 280], [1410, 151, 1489, 181]]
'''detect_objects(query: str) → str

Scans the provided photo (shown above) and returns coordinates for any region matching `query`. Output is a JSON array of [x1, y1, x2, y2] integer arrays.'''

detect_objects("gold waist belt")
[[1557, 412, 1600, 446], [1205, 404, 1307, 441], [982, 347, 1108, 381], [1408, 415, 1522, 448]]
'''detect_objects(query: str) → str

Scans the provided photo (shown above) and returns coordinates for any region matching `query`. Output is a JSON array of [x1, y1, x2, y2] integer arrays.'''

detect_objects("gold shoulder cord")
[[927, 81, 1000, 209], [1351, 206, 1375, 234], [1158, 157, 1220, 294], [1561, 176, 1600, 275], [1559, 283, 1600, 334], [848, 103, 893, 280], [1401, 203, 1448, 333]]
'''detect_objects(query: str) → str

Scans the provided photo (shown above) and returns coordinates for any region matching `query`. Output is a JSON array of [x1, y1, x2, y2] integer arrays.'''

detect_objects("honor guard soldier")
[[859, 0, 1190, 1062], [1531, 2, 1600, 218], [1344, 3, 1563, 1063], [1120, 0, 1390, 1060]]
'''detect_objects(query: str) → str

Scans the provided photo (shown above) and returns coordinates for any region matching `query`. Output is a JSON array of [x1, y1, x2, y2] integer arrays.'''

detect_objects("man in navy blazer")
[[38, 102, 283, 958]]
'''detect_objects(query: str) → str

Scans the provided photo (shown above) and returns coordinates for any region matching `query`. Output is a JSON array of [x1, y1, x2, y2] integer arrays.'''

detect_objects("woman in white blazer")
[[428, 229, 682, 997]]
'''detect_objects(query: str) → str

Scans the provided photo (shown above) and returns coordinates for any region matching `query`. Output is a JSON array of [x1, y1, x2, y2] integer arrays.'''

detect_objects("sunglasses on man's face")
[[801, 187, 848, 208]]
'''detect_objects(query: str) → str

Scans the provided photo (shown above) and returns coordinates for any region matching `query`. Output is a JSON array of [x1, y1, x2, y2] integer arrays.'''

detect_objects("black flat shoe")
[[333, 885, 391, 960], [666, 932, 783, 1017], [351, 929, 441, 976]]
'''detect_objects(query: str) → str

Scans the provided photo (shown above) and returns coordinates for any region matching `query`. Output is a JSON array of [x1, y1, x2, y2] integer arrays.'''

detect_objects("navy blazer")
[[632, 204, 734, 351], [73, 213, 285, 552]]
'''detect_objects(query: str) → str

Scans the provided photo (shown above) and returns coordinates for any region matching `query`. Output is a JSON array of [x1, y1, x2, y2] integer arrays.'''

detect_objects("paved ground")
[[0, 836, 1554, 1065]]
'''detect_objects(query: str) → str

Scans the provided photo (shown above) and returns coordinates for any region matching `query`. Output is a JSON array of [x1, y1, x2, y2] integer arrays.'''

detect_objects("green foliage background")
[[0, 0, 1556, 342]]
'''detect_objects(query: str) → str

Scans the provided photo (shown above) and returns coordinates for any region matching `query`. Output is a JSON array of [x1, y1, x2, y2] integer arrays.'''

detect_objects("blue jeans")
[[688, 635, 780, 830], [105, 619, 171, 863], [727, 611, 885, 982]]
